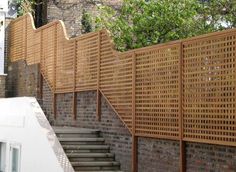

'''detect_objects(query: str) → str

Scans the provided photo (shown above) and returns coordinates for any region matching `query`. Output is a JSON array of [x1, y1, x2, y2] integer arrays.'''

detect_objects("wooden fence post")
[[96, 31, 101, 121], [53, 23, 58, 119], [132, 52, 137, 172], [24, 16, 27, 61], [72, 39, 77, 120], [179, 42, 186, 172]]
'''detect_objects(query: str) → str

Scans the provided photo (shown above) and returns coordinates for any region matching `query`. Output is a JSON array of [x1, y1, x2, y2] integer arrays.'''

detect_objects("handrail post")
[[72, 39, 77, 120], [132, 52, 137, 172], [179, 41, 186, 172], [96, 31, 101, 121]]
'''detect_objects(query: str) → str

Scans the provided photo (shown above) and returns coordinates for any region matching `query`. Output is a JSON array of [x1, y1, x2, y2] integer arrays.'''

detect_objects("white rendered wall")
[[0, 0, 8, 12], [0, 0, 7, 74], [0, 12, 5, 75], [0, 97, 74, 172]]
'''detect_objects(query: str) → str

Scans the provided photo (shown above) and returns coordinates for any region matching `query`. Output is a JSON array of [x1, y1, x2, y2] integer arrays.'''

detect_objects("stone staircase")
[[53, 127, 123, 172]]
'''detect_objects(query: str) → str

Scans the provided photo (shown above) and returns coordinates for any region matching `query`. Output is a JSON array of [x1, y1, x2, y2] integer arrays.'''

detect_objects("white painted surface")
[[0, 97, 74, 172], [0, 0, 8, 12], [0, 12, 5, 75]]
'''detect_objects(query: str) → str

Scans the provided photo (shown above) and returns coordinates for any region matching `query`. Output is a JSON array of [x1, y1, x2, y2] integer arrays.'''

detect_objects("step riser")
[[65, 149, 110, 153], [56, 133, 99, 138], [54, 127, 122, 172], [62, 145, 110, 150], [74, 166, 120, 171], [69, 157, 115, 162], [61, 141, 104, 145], [75, 171, 123, 172]]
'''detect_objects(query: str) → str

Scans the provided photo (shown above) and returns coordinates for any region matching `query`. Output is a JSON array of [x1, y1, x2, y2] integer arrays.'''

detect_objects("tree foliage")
[[16, 0, 35, 16], [94, 0, 236, 51], [81, 9, 93, 34]]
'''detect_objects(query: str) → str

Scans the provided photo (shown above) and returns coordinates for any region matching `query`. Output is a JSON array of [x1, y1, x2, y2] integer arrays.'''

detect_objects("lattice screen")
[[55, 24, 75, 93], [26, 15, 40, 65], [135, 44, 180, 139], [76, 32, 99, 92], [10, 18, 25, 61], [183, 32, 236, 146], [9, 13, 236, 147], [40, 24, 57, 89], [100, 30, 133, 131]]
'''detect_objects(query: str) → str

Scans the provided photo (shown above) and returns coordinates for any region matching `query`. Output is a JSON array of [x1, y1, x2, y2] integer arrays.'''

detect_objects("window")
[[0, 142, 6, 172], [10, 145, 21, 172]]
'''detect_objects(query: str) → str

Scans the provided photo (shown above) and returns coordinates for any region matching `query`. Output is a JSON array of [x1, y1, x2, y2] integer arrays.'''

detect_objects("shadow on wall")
[[6, 60, 39, 98]]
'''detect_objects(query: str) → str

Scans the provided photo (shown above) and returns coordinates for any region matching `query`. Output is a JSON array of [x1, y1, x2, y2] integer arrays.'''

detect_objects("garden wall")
[[6, 1, 236, 171], [6, 60, 236, 172], [6, 60, 39, 97], [47, 0, 122, 36], [0, 75, 6, 97]]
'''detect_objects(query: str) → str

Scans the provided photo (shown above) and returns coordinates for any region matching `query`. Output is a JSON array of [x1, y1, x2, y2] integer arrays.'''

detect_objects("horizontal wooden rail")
[[9, 13, 236, 148]]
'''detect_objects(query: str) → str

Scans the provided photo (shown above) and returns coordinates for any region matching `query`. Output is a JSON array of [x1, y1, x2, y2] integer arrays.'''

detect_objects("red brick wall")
[[41, 79, 132, 171], [7, 61, 236, 172], [186, 143, 236, 172]]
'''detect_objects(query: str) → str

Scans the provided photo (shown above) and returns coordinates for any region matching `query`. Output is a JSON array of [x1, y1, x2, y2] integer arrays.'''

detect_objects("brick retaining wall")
[[42, 79, 132, 171], [6, 60, 236, 172], [6, 1, 236, 171], [0, 75, 6, 97], [6, 61, 39, 97]]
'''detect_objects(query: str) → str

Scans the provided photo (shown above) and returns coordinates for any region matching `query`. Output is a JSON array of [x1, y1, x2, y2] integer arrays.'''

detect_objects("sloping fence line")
[[9, 13, 236, 171]]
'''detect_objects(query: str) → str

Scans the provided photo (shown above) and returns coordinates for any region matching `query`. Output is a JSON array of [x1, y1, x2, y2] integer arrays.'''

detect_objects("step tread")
[[67, 153, 114, 158], [53, 126, 100, 134], [75, 171, 123, 172], [59, 137, 105, 142], [63, 145, 109, 150], [71, 161, 120, 167]]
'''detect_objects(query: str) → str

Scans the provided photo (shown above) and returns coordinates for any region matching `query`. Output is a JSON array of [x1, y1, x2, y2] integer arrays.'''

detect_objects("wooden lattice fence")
[[9, 13, 236, 171]]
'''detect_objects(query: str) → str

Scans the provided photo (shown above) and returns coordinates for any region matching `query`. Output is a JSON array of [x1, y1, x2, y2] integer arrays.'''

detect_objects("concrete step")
[[65, 148, 110, 154], [53, 127, 100, 138], [72, 161, 120, 171], [72, 161, 120, 167], [68, 153, 115, 162], [68, 153, 114, 158], [53, 127, 100, 133], [62, 145, 110, 150], [75, 171, 123, 172], [63, 144, 110, 153], [55, 127, 122, 171], [74, 166, 121, 171], [59, 137, 105, 145]]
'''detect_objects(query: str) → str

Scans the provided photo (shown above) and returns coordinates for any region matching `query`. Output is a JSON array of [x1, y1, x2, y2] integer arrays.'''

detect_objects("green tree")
[[197, 0, 236, 29], [17, 0, 35, 16], [95, 0, 236, 51], [81, 9, 93, 34]]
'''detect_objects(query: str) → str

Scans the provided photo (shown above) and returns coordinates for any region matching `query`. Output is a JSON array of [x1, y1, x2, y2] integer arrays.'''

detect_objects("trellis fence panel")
[[9, 13, 236, 147]]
